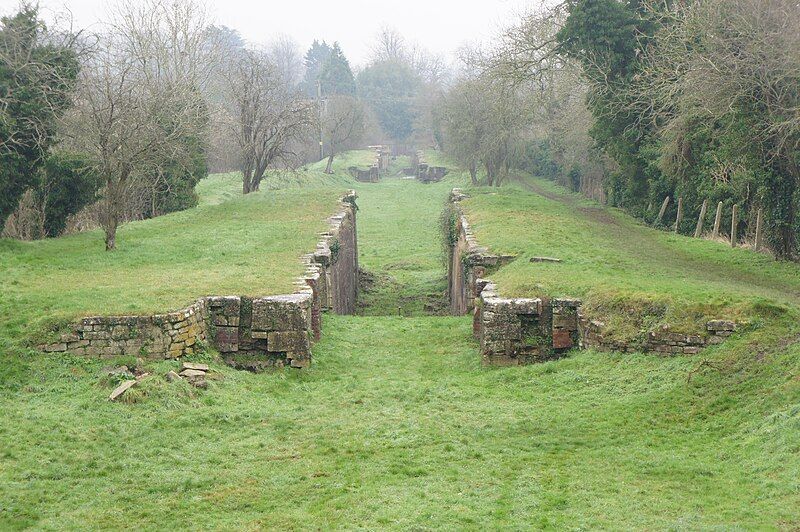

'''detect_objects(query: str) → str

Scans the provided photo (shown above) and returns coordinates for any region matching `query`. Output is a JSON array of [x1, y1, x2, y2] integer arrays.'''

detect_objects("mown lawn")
[[0, 165, 354, 345], [1, 154, 798, 529]]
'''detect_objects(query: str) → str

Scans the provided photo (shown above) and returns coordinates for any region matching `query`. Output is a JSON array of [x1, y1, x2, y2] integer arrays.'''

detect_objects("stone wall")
[[580, 317, 737, 354], [446, 188, 737, 365], [349, 166, 379, 183], [414, 151, 447, 183], [38, 191, 359, 369]]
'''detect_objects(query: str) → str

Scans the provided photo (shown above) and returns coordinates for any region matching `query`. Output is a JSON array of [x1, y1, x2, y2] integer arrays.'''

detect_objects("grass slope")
[[0, 166, 357, 346], [0, 152, 798, 529], [460, 174, 800, 339]]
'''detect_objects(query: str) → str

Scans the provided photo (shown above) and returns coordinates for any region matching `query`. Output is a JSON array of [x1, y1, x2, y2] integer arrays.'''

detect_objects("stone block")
[[707, 320, 736, 332], [552, 312, 578, 330], [552, 329, 573, 349], [267, 331, 310, 353], [251, 295, 310, 333], [214, 326, 239, 352], [208, 296, 240, 316], [44, 343, 67, 353]]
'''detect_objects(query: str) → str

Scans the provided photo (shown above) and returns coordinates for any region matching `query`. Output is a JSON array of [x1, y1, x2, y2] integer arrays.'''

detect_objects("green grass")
[[1, 314, 798, 529], [1, 151, 799, 529], [0, 160, 363, 346], [352, 173, 457, 316], [460, 175, 800, 338]]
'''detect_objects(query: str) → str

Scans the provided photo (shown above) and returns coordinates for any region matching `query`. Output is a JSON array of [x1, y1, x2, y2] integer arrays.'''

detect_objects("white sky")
[[10, 0, 533, 67]]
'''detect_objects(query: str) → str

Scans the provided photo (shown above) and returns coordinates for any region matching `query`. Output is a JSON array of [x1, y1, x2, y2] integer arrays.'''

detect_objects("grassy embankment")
[[0, 150, 798, 529], [0, 156, 370, 350], [457, 171, 800, 343]]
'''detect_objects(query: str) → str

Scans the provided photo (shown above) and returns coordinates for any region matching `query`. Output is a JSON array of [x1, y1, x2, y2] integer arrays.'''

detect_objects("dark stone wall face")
[[330, 208, 358, 315]]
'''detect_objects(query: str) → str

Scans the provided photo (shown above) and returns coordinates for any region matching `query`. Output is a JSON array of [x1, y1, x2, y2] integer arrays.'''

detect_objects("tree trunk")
[[104, 218, 118, 251], [242, 168, 252, 194], [100, 176, 124, 251], [325, 154, 335, 174], [469, 162, 478, 185]]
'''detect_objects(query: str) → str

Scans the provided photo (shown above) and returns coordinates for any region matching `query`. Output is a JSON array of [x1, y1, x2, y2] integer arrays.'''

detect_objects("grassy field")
[[1, 151, 799, 529], [0, 164, 357, 348]]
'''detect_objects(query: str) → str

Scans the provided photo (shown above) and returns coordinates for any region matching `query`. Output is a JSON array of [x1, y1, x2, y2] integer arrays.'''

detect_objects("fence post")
[[731, 204, 738, 247], [755, 208, 763, 251], [694, 199, 708, 238], [712, 201, 723, 239], [655, 196, 670, 226], [674, 197, 683, 233]]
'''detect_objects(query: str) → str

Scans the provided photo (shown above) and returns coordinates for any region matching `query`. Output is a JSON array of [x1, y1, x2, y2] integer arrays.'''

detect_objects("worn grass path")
[[0, 165, 798, 529]]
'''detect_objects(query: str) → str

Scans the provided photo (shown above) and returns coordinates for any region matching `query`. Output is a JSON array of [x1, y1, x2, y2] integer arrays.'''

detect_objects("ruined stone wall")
[[38, 191, 359, 369], [415, 151, 448, 184], [446, 188, 736, 365], [40, 300, 209, 359]]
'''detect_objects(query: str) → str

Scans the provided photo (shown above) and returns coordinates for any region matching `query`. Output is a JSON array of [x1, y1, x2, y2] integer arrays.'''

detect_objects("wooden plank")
[[755, 208, 763, 251], [712, 201, 723, 238], [694, 199, 708, 238], [731, 204, 739, 247]]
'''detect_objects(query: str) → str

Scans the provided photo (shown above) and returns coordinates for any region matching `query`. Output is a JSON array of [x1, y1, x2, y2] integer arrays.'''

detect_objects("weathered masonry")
[[413, 151, 448, 184], [39, 191, 359, 370], [446, 188, 737, 366], [348, 145, 391, 183]]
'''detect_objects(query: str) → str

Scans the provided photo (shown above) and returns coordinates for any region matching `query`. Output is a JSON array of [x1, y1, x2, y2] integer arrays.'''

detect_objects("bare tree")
[[321, 95, 365, 173], [66, 0, 212, 250], [224, 48, 313, 193], [371, 26, 406, 63], [268, 34, 303, 88]]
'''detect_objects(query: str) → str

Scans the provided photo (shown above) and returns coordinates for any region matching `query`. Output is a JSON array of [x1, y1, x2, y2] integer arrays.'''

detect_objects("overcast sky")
[[16, 0, 531, 67]]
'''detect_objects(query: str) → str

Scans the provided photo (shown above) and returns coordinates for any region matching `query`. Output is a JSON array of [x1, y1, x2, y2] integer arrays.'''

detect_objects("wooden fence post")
[[694, 199, 708, 238], [655, 196, 670, 226], [731, 204, 738, 247], [712, 201, 723, 239], [755, 208, 763, 251], [674, 197, 683, 233]]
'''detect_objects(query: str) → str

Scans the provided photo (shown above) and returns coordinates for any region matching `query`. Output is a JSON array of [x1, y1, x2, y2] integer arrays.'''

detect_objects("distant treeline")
[[436, 0, 799, 258]]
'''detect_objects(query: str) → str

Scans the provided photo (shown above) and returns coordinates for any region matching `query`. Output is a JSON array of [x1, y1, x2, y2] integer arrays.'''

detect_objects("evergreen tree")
[[319, 42, 355, 96], [556, 0, 658, 210], [302, 40, 332, 97], [357, 59, 419, 142], [0, 4, 79, 229]]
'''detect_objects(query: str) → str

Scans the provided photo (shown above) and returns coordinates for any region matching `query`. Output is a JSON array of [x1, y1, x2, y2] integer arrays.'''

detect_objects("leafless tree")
[[441, 70, 526, 187], [371, 25, 406, 63], [223, 48, 313, 193], [268, 34, 303, 88], [321, 95, 365, 173], [65, 0, 212, 250]]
